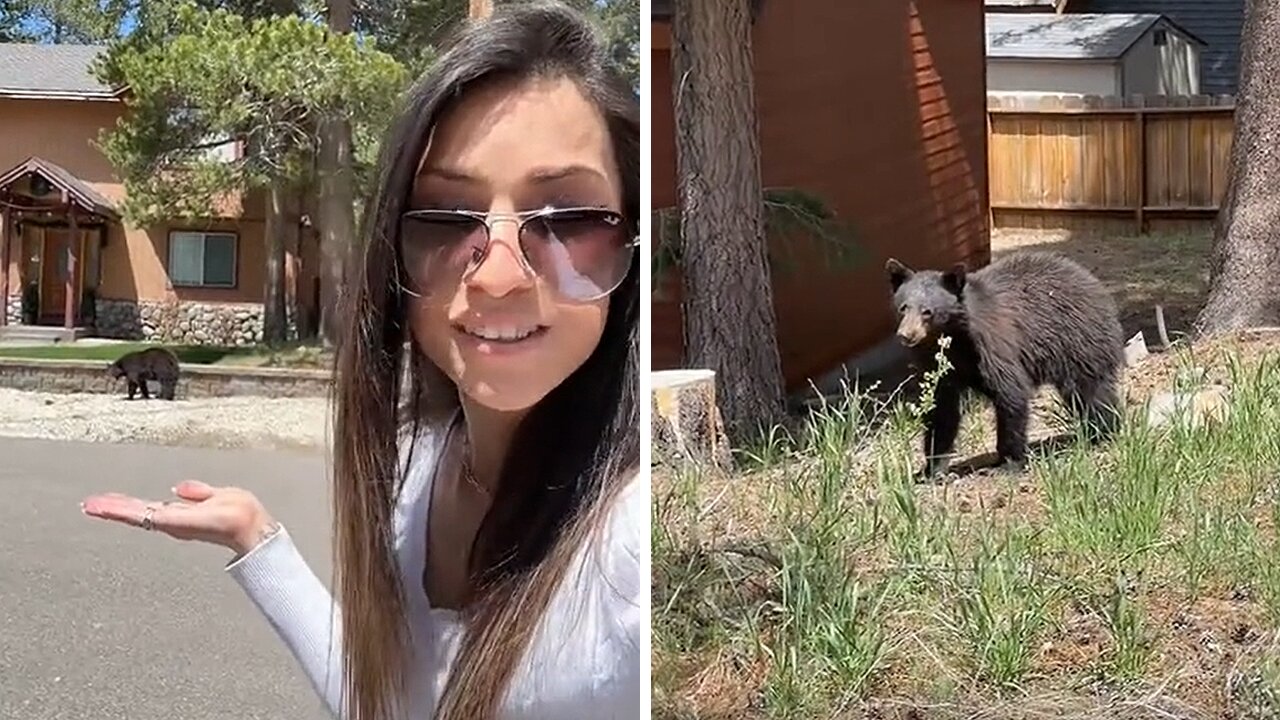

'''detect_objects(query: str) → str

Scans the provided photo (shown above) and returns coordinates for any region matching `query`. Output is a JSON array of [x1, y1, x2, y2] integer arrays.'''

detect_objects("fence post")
[[985, 96, 997, 236], [0, 204, 8, 328], [1133, 96, 1147, 234]]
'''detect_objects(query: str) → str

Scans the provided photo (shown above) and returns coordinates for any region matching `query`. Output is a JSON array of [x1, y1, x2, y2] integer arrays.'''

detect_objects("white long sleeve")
[[223, 423, 644, 718], [225, 528, 346, 718]]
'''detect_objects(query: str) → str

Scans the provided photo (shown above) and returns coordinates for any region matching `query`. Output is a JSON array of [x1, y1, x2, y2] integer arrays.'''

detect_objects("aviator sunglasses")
[[398, 205, 638, 302]]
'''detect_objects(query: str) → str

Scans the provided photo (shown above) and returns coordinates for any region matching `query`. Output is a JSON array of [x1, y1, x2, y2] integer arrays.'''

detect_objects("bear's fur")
[[885, 250, 1125, 477], [107, 347, 180, 400]]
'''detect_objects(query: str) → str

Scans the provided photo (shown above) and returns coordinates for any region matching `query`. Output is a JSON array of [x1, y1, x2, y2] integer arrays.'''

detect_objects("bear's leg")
[[126, 380, 137, 400], [1057, 374, 1119, 444], [1056, 380, 1091, 439], [921, 381, 963, 478], [161, 379, 176, 400], [993, 382, 1031, 472], [139, 377, 151, 400], [1080, 378, 1123, 443]]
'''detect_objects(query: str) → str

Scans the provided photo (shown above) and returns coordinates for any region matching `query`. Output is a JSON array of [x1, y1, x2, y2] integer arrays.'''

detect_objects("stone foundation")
[[94, 299, 300, 346], [0, 358, 331, 399], [2, 295, 301, 346]]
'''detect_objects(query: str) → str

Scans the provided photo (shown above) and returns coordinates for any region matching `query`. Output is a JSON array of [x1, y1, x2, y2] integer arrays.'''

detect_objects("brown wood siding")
[[652, 0, 991, 391]]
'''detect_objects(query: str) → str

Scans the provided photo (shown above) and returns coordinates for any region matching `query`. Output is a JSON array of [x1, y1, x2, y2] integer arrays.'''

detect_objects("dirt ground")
[[655, 227, 1280, 720], [0, 388, 330, 452]]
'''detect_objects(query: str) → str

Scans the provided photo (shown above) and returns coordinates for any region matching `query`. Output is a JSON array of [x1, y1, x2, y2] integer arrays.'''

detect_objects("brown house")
[[651, 1, 992, 393], [0, 43, 320, 345]]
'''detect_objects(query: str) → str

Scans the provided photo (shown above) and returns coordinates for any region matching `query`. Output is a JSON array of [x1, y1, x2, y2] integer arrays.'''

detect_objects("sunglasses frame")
[[398, 205, 640, 302]]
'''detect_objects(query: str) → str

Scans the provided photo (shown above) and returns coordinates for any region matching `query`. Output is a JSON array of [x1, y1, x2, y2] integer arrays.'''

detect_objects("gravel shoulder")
[[0, 388, 331, 452]]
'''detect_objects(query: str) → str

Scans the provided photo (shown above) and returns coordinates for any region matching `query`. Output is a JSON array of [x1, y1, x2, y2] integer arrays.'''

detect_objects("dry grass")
[[653, 229, 1280, 720]]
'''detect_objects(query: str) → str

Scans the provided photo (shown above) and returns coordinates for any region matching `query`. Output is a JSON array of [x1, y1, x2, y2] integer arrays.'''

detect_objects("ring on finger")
[[141, 505, 157, 531]]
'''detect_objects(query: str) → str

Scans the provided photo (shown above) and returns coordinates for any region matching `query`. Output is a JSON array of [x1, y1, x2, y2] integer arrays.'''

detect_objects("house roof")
[[985, 12, 1205, 60], [0, 43, 121, 100], [985, 0, 1062, 9], [0, 157, 119, 219], [1066, 0, 1243, 95]]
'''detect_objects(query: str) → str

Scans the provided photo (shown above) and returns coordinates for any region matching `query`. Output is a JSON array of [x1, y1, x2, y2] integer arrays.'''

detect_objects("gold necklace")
[[459, 433, 491, 497]]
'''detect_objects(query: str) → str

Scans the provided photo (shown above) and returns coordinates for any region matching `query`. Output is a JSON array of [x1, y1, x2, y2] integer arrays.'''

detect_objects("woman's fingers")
[[173, 480, 216, 502], [82, 483, 265, 552], [83, 481, 219, 522], [82, 494, 203, 535], [140, 501, 210, 539], [80, 489, 144, 517]]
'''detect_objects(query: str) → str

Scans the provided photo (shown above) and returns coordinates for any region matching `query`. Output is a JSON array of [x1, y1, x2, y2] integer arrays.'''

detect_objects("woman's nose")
[[465, 219, 535, 297]]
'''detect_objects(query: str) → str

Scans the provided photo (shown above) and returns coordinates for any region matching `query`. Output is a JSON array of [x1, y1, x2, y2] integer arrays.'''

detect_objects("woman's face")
[[407, 76, 624, 413]]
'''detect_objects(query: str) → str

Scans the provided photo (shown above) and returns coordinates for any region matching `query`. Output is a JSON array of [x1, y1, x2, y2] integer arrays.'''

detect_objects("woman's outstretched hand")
[[81, 481, 277, 556]]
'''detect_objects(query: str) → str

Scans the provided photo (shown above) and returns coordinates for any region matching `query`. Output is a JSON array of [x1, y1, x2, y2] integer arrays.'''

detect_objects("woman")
[[80, 3, 644, 719]]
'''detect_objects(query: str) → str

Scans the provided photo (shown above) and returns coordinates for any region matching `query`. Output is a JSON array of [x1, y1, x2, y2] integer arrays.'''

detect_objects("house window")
[[199, 137, 240, 163], [1153, 29, 1167, 46], [168, 230, 236, 287]]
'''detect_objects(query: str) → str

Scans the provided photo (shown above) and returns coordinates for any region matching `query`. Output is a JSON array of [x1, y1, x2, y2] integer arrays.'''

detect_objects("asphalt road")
[[0, 436, 336, 720]]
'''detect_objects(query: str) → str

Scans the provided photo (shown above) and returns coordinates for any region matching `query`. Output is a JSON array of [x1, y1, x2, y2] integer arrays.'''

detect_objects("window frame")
[[166, 229, 239, 289]]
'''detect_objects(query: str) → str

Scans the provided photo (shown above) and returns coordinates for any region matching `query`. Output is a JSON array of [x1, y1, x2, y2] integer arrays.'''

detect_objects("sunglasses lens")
[[521, 210, 633, 300], [400, 211, 488, 296]]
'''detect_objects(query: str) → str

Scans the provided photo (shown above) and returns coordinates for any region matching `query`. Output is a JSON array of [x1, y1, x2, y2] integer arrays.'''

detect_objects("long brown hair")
[[330, 3, 640, 719]]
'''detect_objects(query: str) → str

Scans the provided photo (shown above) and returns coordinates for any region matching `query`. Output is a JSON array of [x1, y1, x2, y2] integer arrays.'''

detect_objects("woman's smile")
[[454, 322, 551, 355]]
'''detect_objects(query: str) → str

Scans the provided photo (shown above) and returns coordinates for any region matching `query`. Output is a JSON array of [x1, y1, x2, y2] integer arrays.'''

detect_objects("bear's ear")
[[942, 263, 967, 295], [885, 258, 913, 289]]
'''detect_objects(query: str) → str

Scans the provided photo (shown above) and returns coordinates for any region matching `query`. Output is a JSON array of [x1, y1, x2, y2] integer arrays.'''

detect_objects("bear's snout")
[[896, 312, 929, 346]]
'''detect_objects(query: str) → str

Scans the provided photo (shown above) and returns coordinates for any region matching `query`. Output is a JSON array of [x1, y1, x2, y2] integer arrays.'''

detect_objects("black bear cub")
[[885, 250, 1125, 478], [107, 347, 180, 400]]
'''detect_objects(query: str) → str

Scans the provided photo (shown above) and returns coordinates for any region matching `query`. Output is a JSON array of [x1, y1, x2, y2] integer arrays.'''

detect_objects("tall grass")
[[653, 340, 1280, 718]]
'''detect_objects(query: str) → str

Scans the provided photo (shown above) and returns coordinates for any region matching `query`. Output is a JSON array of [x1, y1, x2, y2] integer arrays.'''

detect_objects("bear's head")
[[884, 258, 967, 348], [106, 359, 125, 379]]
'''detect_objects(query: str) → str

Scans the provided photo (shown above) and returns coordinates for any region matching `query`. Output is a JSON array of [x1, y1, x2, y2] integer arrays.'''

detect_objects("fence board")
[[987, 93, 1236, 233]]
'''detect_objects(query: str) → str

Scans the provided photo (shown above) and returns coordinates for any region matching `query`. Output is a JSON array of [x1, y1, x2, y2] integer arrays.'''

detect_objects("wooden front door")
[[38, 229, 85, 324]]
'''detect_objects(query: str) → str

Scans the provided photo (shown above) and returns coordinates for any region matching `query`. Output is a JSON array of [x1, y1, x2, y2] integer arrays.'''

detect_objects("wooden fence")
[[986, 93, 1236, 233]]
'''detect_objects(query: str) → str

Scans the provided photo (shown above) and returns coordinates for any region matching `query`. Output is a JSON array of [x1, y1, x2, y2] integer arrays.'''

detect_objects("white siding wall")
[[987, 59, 1120, 96], [1120, 23, 1201, 95]]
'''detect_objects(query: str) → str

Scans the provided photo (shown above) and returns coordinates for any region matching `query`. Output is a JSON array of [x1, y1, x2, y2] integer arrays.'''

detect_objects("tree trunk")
[[670, 0, 785, 443], [651, 369, 734, 472], [1196, 0, 1280, 336], [317, 0, 356, 349], [264, 182, 288, 346]]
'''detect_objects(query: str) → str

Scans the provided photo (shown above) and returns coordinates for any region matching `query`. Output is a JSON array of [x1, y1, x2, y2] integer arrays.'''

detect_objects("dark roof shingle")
[[986, 12, 1203, 60]]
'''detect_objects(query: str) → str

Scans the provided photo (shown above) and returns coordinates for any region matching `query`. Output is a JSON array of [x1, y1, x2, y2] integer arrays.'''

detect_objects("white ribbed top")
[[224, 419, 645, 719]]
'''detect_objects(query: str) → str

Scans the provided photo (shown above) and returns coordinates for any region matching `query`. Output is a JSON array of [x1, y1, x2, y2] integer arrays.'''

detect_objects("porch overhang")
[[0, 156, 119, 222], [0, 157, 117, 332]]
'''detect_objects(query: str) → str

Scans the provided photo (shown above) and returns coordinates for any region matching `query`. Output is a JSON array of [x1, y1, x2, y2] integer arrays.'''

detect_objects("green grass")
[[0, 341, 330, 367], [653, 336, 1280, 719]]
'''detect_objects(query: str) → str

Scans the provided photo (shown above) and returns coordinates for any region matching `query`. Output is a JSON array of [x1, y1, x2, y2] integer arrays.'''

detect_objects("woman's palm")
[[82, 481, 273, 554]]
